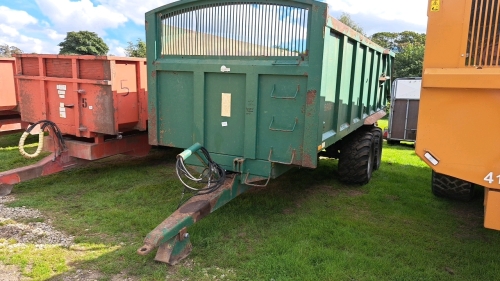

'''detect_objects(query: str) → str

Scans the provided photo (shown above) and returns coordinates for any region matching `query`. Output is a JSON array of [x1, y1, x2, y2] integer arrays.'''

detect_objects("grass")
[[1, 126, 500, 280], [0, 132, 50, 172]]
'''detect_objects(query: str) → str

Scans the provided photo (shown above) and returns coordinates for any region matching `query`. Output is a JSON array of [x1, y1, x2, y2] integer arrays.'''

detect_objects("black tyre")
[[338, 130, 374, 185], [369, 127, 383, 171], [431, 171, 475, 201]]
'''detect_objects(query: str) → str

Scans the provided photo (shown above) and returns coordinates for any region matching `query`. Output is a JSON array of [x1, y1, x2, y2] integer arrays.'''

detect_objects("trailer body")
[[387, 78, 421, 143], [140, 0, 394, 264], [0, 58, 17, 111], [147, 0, 394, 182], [416, 0, 500, 230], [0, 58, 26, 136], [0, 55, 151, 196], [15, 55, 148, 139]]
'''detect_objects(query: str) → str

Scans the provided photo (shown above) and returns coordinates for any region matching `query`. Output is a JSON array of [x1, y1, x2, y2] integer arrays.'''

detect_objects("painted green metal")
[[137, 175, 250, 264], [178, 142, 202, 160], [146, 0, 395, 180], [143, 0, 395, 264]]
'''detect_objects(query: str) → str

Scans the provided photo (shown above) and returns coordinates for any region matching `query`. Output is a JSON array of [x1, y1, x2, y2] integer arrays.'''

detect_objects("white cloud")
[[0, 24, 19, 37], [106, 39, 127, 57], [0, 6, 38, 26], [44, 29, 65, 41], [325, 0, 427, 28], [35, 0, 128, 35], [96, 0, 176, 25]]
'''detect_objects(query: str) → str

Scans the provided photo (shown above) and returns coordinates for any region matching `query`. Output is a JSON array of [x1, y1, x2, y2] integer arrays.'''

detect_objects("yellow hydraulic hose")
[[18, 130, 44, 159]]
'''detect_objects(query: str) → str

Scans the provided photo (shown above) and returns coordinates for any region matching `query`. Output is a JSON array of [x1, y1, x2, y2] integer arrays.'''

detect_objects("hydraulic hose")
[[18, 120, 66, 159]]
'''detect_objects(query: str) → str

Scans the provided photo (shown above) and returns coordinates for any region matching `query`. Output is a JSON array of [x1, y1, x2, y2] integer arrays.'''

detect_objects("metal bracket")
[[232, 158, 245, 173], [268, 147, 296, 165], [243, 172, 271, 187], [269, 117, 298, 132], [270, 84, 299, 99]]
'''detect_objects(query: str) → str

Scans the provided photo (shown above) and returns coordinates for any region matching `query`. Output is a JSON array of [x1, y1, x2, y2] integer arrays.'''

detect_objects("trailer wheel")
[[370, 127, 383, 171], [431, 171, 475, 201], [338, 130, 374, 185]]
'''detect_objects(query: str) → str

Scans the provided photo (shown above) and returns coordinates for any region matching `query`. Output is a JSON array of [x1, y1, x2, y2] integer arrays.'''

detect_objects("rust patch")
[[151, 71, 156, 78], [306, 90, 317, 105], [302, 153, 315, 168], [364, 110, 386, 125]]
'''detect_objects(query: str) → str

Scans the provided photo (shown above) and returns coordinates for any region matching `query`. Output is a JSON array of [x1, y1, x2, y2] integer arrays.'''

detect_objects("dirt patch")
[[50, 270, 104, 281], [0, 263, 21, 281], [0, 195, 140, 281]]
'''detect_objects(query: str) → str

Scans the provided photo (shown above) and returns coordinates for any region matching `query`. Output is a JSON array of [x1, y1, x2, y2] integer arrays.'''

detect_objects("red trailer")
[[0, 55, 150, 195], [0, 58, 27, 136]]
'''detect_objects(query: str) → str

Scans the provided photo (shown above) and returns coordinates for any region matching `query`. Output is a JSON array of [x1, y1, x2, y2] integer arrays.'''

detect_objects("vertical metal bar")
[[163, 15, 166, 55], [229, 4, 233, 56], [468, 0, 478, 65], [186, 9, 189, 54], [473, 0, 484, 65], [259, 4, 263, 55], [358, 46, 368, 120], [492, 0, 500, 65], [292, 8, 297, 55], [404, 100, 410, 139], [175, 11, 178, 55], [168, 14, 171, 55], [225, 3, 228, 56], [266, 4, 270, 56], [478, 0, 490, 65], [485, 0, 495, 64], [288, 6, 292, 56], [300, 9, 305, 54], [217, 4, 220, 55], [243, 3, 247, 56], [273, 4, 280, 56], [203, 6, 207, 56], [251, 2, 255, 56], [283, 6, 290, 56], [216, 4, 220, 56], [210, 4, 214, 56], [493, 0, 500, 66]]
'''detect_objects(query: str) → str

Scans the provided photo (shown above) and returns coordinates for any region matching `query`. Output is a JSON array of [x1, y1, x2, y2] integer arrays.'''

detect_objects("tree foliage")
[[0, 44, 23, 57], [125, 39, 146, 58], [370, 31, 426, 78], [370, 31, 425, 52], [338, 13, 365, 36], [393, 43, 425, 78], [58, 31, 109, 55]]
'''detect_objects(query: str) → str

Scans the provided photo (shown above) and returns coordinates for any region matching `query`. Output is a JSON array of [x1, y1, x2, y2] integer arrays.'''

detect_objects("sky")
[[0, 0, 429, 56]]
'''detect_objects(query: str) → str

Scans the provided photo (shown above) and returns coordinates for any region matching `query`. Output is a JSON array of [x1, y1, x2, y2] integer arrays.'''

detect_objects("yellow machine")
[[417, 0, 500, 230]]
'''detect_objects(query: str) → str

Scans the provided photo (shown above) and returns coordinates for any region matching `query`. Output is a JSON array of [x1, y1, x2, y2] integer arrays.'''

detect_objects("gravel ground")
[[0, 195, 136, 281]]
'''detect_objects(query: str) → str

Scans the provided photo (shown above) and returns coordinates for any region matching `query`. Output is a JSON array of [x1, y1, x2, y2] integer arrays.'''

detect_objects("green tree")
[[370, 31, 425, 52], [125, 39, 146, 57], [338, 12, 365, 36], [370, 31, 426, 78], [393, 42, 425, 77], [0, 44, 23, 57], [58, 31, 109, 55]]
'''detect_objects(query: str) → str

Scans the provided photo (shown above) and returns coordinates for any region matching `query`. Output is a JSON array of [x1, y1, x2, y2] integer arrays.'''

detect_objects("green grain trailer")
[[138, 0, 394, 264]]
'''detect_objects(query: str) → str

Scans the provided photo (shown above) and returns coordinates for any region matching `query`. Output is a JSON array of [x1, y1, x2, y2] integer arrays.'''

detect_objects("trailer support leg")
[[137, 174, 251, 265]]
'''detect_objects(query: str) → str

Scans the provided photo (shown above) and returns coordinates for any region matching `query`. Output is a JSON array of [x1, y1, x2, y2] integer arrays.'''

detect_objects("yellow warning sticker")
[[430, 0, 440, 12]]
